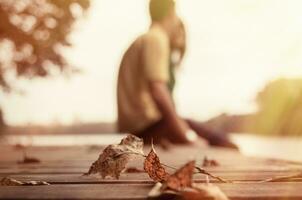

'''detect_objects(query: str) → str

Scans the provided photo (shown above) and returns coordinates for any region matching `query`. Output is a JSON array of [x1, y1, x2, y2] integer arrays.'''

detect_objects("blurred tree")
[[244, 78, 302, 136], [0, 0, 90, 126], [202, 78, 302, 136]]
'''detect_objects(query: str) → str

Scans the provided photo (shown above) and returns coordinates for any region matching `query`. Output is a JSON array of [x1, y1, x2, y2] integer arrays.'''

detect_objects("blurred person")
[[117, 0, 237, 149]]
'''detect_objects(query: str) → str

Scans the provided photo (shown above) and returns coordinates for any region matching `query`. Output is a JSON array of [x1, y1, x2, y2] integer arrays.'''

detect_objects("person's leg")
[[136, 119, 188, 145], [186, 119, 238, 149], [135, 119, 167, 144]]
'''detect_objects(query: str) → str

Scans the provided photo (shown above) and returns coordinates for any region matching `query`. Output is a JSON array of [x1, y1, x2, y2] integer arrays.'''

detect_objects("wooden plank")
[[1, 146, 301, 175], [0, 183, 302, 200], [2, 145, 301, 168], [1, 144, 301, 165], [0, 146, 100, 162], [1, 171, 302, 183], [0, 164, 300, 175], [1, 136, 302, 200]]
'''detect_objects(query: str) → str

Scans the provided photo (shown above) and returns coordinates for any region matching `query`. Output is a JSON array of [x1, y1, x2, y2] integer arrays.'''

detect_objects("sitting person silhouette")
[[117, 0, 237, 149]]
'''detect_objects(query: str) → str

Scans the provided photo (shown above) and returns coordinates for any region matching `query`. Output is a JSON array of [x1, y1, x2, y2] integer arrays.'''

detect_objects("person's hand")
[[168, 119, 194, 144], [185, 129, 198, 143], [207, 133, 239, 150]]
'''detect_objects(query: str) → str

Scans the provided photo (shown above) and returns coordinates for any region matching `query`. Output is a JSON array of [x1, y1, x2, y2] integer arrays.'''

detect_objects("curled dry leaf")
[[0, 177, 23, 186], [164, 160, 195, 191], [195, 167, 230, 183], [85, 144, 130, 179], [18, 155, 41, 164], [202, 156, 219, 167], [0, 177, 50, 186], [120, 134, 144, 154], [144, 146, 169, 182], [85, 134, 144, 179]]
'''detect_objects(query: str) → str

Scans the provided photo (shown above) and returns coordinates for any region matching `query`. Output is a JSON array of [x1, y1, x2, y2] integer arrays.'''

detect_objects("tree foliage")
[[245, 78, 302, 136], [0, 0, 90, 92]]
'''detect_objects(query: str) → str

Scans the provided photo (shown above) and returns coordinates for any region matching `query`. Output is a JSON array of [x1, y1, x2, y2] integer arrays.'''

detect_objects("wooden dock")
[[0, 134, 302, 199]]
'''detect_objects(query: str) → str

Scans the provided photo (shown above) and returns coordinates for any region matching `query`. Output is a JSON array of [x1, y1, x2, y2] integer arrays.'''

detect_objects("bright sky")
[[1, 0, 302, 126]]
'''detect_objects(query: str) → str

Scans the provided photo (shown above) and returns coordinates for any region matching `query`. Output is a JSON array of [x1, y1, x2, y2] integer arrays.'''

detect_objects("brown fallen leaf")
[[144, 145, 169, 182], [18, 154, 41, 164], [0, 177, 23, 186], [0, 177, 50, 186], [14, 144, 26, 150], [85, 134, 144, 179], [164, 160, 195, 191], [124, 167, 145, 173], [120, 134, 144, 154], [195, 167, 230, 183], [202, 156, 220, 167]]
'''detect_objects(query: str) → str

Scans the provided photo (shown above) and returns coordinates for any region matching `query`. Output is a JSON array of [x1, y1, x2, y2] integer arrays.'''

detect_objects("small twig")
[[116, 148, 230, 183], [160, 163, 179, 170], [195, 167, 231, 183], [259, 172, 302, 183], [116, 151, 178, 171], [146, 154, 229, 183]]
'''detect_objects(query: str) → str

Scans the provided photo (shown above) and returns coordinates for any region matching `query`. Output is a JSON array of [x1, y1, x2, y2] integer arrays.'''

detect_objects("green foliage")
[[0, 0, 90, 92], [245, 78, 302, 136]]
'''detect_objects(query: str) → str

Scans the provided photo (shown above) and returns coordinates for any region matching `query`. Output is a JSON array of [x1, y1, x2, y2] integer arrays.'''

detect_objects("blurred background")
[[0, 0, 302, 159]]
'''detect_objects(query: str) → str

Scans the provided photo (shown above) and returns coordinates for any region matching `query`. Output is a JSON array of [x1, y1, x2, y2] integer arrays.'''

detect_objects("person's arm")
[[143, 32, 197, 143], [149, 81, 193, 143]]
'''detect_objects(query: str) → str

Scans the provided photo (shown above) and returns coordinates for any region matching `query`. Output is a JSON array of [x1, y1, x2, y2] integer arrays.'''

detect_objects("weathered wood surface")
[[0, 135, 302, 199], [4, 171, 302, 183], [1, 183, 302, 200]]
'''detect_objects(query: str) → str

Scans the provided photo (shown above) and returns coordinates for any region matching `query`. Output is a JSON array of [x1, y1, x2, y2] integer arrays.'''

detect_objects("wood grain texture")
[[2, 171, 302, 183], [0, 183, 302, 200], [0, 135, 302, 200]]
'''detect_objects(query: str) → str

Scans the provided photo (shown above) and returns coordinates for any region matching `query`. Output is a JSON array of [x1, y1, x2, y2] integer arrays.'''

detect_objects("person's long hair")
[[168, 20, 187, 95], [170, 20, 187, 68]]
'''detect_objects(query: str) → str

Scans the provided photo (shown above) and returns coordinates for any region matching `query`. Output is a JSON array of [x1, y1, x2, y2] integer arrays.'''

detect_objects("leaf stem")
[[118, 149, 230, 183], [142, 153, 228, 183], [195, 166, 231, 183]]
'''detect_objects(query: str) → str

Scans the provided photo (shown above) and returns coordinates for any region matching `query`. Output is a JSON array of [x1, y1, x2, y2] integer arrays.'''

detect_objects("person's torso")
[[117, 27, 170, 133]]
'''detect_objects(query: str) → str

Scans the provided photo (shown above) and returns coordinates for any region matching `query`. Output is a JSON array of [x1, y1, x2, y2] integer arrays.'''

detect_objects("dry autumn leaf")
[[0, 177, 23, 186], [0, 177, 50, 186], [85, 134, 144, 179], [120, 134, 144, 154], [144, 146, 169, 182], [202, 156, 219, 167], [164, 160, 195, 191], [18, 154, 41, 164]]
